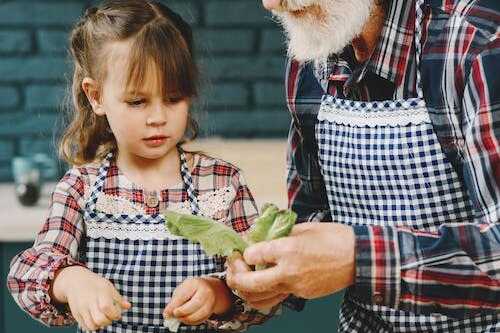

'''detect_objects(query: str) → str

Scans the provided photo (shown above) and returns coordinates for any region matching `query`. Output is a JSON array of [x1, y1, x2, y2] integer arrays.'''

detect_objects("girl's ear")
[[82, 77, 105, 115]]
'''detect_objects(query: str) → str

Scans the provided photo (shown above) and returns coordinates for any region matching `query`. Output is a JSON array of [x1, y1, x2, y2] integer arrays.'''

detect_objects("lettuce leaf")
[[162, 204, 297, 258], [163, 210, 249, 257], [247, 203, 279, 244]]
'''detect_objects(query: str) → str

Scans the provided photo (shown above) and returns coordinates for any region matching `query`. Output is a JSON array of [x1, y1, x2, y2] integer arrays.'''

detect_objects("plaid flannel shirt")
[[286, 0, 499, 320], [7, 153, 277, 330]]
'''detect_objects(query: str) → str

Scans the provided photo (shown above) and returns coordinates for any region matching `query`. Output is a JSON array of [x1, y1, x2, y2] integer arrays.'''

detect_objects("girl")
[[7, 1, 279, 332]]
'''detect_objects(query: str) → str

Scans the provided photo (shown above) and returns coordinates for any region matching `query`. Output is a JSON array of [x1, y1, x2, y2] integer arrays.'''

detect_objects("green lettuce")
[[163, 210, 248, 257], [162, 204, 297, 258]]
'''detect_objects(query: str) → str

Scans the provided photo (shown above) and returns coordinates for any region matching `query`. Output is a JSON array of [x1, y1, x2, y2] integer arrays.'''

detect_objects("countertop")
[[0, 139, 288, 242]]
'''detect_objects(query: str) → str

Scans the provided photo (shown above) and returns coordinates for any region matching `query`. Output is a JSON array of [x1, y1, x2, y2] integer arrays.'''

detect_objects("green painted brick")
[[19, 137, 57, 157], [87, 0, 199, 24], [165, 1, 200, 25], [25, 85, 66, 110], [203, 83, 249, 108], [0, 30, 31, 53], [205, 1, 272, 26], [201, 56, 285, 80], [0, 164, 12, 181], [196, 29, 254, 53], [0, 112, 58, 136], [254, 82, 286, 106], [0, 86, 20, 109], [0, 140, 15, 162], [261, 29, 287, 53], [37, 30, 69, 54], [0, 57, 69, 82], [0, 2, 84, 26]]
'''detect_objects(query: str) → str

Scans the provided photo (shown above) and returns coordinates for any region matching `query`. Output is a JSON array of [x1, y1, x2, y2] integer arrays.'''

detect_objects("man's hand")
[[226, 253, 289, 310], [227, 223, 356, 299]]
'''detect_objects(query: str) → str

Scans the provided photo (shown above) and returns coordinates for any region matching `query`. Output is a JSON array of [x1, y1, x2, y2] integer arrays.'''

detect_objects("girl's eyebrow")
[[123, 90, 150, 97]]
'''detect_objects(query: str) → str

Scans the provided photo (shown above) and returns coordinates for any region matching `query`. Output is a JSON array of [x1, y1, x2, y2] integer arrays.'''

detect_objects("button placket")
[[145, 190, 159, 208]]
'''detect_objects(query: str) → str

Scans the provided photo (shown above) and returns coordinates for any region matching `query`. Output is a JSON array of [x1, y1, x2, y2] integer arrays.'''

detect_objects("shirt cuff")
[[352, 225, 401, 309], [204, 272, 280, 331], [37, 257, 86, 326]]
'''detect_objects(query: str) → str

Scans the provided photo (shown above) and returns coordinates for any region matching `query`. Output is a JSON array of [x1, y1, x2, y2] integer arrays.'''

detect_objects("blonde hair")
[[59, 0, 199, 166]]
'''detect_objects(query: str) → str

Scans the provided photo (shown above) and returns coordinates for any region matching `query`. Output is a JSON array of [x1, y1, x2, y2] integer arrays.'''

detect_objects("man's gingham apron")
[[81, 149, 219, 333], [315, 0, 497, 331]]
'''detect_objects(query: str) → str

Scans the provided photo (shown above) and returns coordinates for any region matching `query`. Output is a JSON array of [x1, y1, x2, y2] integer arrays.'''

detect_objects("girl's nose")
[[262, 0, 282, 10], [146, 106, 167, 126]]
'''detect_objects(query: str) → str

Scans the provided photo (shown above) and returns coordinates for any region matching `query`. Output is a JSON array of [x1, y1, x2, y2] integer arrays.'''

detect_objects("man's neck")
[[351, 3, 386, 63]]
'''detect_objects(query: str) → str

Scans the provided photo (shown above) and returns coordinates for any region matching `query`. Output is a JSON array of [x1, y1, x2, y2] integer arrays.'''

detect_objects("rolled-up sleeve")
[[6, 168, 88, 326]]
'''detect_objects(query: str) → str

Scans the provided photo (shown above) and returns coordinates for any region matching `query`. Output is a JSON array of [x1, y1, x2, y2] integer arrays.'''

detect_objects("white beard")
[[275, 0, 375, 62]]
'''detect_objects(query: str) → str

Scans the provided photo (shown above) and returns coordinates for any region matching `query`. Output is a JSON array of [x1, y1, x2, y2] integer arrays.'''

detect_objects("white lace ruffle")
[[167, 186, 236, 222], [89, 186, 237, 240], [318, 106, 431, 127], [86, 220, 184, 241], [96, 193, 146, 215], [318, 98, 431, 127]]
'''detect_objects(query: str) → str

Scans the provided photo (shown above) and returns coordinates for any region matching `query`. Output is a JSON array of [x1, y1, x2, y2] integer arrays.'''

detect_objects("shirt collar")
[[365, 0, 416, 87], [314, 0, 416, 89]]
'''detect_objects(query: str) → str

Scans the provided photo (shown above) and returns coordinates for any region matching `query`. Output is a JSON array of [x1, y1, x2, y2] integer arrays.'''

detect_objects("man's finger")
[[243, 239, 287, 266], [249, 293, 289, 310], [227, 254, 251, 273], [227, 265, 284, 293], [240, 289, 286, 303], [289, 222, 317, 236]]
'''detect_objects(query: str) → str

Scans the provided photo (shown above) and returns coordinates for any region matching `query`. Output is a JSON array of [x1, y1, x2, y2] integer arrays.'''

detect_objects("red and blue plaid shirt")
[[286, 0, 499, 320], [6, 153, 279, 330]]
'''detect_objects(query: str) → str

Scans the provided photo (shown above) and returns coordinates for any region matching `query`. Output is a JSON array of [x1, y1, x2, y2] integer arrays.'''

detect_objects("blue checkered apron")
[[81, 149, 220, 333], [315, 1, 497, 332]]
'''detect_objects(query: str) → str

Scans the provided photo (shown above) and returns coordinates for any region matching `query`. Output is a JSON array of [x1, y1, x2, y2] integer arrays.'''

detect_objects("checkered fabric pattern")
[[83, 151, 218, 332], [285, 0, 499, 330], [7, 151, 271, 332]]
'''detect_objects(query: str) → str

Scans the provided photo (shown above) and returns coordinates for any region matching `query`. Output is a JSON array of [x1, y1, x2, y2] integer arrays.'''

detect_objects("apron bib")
[[314, 1, 494, 331], [81, 149, 219, 333]]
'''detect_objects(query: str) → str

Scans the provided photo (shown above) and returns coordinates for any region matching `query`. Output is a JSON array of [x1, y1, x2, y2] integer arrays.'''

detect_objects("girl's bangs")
[[124, 19, 197, 99]]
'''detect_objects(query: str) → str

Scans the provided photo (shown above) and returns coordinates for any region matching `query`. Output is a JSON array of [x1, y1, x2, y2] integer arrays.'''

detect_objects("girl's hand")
[[51, 266, 132, 331], [163, 277, 232, 326]]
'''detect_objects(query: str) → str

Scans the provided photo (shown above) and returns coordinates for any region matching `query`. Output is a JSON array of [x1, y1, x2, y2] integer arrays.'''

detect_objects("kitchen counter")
[[0, 182, 55, 242]]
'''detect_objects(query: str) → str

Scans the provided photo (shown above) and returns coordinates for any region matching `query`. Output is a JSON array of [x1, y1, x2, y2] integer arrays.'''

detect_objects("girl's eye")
[[126, 99, 146, 107], [167, 97, 184, 104]]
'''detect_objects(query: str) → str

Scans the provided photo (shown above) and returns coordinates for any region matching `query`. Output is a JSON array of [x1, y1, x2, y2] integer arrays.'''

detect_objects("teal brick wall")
[[0, 0, 290, 181]]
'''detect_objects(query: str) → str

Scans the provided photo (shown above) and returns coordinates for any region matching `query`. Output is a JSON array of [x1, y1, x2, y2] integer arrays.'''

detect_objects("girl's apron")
[[315, 0, 495, 331], [81, 149, 219, 333]]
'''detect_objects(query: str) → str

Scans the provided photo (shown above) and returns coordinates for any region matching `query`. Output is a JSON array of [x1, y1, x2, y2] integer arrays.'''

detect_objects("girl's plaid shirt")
[[7, 153, 278, 330]]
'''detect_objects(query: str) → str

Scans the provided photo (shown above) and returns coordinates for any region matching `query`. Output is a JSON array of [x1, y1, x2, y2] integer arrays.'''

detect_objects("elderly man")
[[227, 0, 500, 332]]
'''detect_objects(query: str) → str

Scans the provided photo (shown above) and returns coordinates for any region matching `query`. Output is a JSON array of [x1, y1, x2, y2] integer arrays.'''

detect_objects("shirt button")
[[145, 192, 159, 208], [372, 293, 384, 305]]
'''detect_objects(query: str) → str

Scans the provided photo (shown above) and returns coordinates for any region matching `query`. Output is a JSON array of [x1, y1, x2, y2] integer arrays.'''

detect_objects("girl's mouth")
[[143, 135, 169, 147]]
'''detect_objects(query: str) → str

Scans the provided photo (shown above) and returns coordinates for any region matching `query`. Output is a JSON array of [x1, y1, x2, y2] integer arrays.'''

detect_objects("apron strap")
[[85, 151, 114, 211], [178, 146, 201, 215], [414, 0, 426, 100]]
